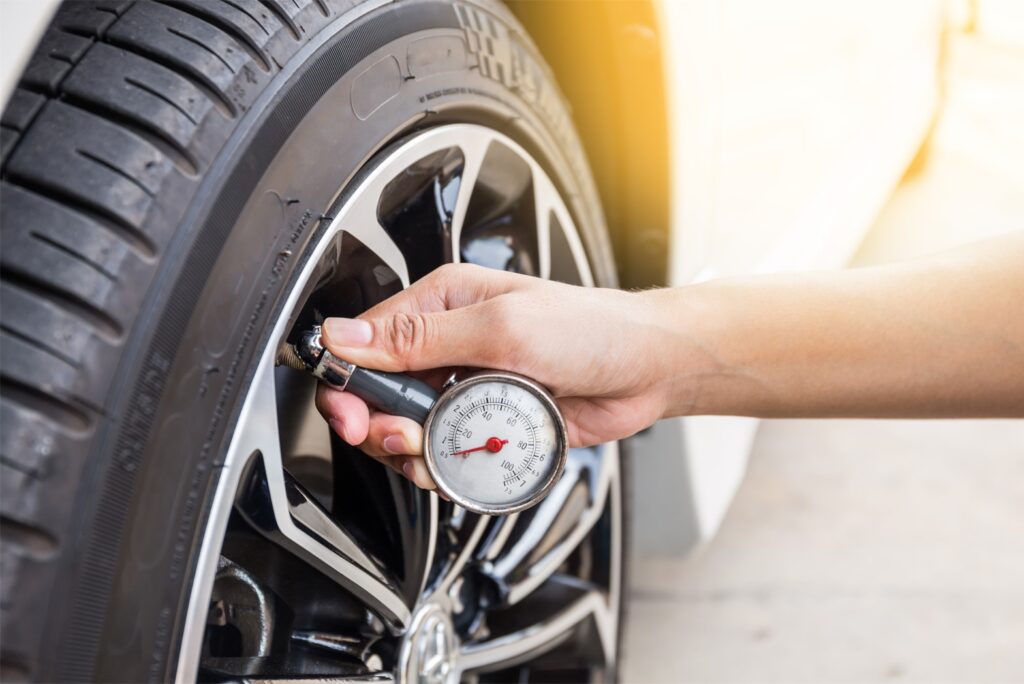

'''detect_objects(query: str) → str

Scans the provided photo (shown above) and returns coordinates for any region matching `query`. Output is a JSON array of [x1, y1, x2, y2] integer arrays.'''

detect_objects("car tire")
[[0, 1, 627, 681]]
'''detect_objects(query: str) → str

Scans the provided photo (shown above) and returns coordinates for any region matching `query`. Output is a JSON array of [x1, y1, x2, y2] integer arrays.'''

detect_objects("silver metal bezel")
[[422, 371, 568, 516]]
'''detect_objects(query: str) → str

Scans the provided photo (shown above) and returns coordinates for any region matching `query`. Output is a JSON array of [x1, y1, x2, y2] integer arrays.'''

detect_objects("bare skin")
[[315, 233, 1024, 489]]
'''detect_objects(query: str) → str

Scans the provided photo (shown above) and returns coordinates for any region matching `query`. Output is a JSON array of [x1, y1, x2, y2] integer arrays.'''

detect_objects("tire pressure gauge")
[[281, 326, 568, 515], [423, 372, 567, 515]]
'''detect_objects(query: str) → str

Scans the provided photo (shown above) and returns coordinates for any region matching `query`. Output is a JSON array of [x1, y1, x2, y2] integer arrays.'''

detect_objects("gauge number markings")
[[439, 396, 547, 491]]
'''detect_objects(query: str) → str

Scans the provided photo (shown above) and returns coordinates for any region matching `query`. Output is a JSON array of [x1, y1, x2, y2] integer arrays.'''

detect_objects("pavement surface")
[[623, 420, 1024, 683], [622, 26, 1024, 684]]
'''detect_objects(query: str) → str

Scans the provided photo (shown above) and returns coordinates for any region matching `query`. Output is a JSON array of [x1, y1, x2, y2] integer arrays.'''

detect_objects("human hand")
[[314, 263, 677, 489]]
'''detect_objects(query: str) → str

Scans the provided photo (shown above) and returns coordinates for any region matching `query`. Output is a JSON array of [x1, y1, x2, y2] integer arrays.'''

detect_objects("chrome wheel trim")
[[176, 124, 621, 682]]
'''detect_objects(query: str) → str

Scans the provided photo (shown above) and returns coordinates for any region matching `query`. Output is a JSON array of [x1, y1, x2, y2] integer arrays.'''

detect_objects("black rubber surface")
[[0, 1, 622, 681]]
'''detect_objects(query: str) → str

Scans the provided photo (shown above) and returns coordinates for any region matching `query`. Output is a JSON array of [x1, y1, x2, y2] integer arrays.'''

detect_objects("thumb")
[[321, 302, 504, 372]]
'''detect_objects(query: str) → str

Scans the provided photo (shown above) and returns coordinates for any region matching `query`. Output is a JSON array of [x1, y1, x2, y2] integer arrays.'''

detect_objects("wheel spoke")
[[234, 359, 411, 632], [341, 215, 411, 290], [531, 171, 560, 280], [275, 367, 331, 462], [389, 477, 439, 605], [241, 676, 394, 683], [481, 443, 618, 606], [427, 512, 490, 602], [449, 131, 490, 263], [457, 581, 615, 674], [540, 179, 596, 288], [478, 511, 520, 561]]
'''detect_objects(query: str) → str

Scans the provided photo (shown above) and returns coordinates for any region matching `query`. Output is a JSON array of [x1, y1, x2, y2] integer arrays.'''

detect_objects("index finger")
[[359, 263, 526, 320]]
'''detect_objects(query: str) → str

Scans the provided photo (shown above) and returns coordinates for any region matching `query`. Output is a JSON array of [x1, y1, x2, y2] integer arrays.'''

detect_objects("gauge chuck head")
[[276, 325, 438, 423]]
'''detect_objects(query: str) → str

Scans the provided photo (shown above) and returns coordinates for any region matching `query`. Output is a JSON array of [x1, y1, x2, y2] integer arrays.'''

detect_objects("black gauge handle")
[[291, 325, 439, 424], [344, 366, 438, 424]]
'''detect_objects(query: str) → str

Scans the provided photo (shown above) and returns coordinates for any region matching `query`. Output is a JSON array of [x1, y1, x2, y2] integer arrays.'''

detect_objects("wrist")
[[632, 286, 708, 418], [638, 282, 752, 418]]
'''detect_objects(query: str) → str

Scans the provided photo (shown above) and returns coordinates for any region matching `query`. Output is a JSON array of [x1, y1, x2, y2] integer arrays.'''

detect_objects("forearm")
[[654, 234, 1024, 418]]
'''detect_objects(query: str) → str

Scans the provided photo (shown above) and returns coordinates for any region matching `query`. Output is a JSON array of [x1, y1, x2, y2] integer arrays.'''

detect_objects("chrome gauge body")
[[423, 372, 568, 515]]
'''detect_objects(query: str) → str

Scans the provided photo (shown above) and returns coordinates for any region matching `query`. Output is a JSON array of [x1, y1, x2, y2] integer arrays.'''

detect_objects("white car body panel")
[[0, 0, 59, 107], [646, 0, 945, 550]]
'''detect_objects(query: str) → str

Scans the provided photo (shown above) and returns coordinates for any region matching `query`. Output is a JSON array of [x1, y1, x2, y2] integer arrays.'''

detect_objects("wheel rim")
[[176, 124, 622, 683]]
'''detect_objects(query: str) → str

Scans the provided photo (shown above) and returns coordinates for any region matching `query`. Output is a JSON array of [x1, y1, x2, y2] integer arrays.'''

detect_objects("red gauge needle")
[[452, 437, 508, 457]]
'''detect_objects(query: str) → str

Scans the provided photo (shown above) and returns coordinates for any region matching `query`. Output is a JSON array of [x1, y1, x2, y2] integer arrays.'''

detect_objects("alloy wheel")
[[176, 124, 622, 683]]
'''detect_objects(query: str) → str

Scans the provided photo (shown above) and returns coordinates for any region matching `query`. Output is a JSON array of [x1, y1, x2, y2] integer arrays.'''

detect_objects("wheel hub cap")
[[401, 603, 458, 684]]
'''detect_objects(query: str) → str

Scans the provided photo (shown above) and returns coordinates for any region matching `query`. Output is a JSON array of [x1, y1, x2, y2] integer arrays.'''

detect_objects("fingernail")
[[323, 317, 373, 347], [329, 418, 352, 444], [382, 434, 404, 455], [402, 460, 415, 481]]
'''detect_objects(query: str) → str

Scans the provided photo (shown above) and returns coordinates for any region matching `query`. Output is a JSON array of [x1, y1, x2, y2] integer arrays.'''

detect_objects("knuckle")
[[419, 263, 461, 308], [432, 262, 474, 293], [481, 298, 520, 364], [434, 262, 462, 280], [488, 297, 518, 336], [384, 312, 430, 363], [427, 262, 461, 290]]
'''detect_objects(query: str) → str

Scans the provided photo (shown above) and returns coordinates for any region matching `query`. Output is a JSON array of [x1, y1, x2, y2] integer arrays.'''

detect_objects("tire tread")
[[0, 0, 323, 676]]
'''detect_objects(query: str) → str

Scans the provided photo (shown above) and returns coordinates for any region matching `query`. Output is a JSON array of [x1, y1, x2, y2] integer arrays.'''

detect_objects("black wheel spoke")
[[389, 476, 440, 606], [235, 456, 411, 632], [242, 676, 394, 683], [229, 361, 412, 632], [458, 578, 615, 675], [480, 445, 617, 607], [427, 513, 490, 602]]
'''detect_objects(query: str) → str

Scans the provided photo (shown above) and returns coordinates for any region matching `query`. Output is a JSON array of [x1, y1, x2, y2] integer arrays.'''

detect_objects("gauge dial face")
[[426, 377, 564, 511]]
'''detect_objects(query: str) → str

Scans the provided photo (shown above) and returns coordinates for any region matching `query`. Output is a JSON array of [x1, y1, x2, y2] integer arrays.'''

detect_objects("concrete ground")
[[622, 25, 1024, 684], [623, 420, 1024, 683]]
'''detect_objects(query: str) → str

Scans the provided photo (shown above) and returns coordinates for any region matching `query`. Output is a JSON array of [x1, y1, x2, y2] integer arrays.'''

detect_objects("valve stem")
[[276, 325, 357, 390]]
